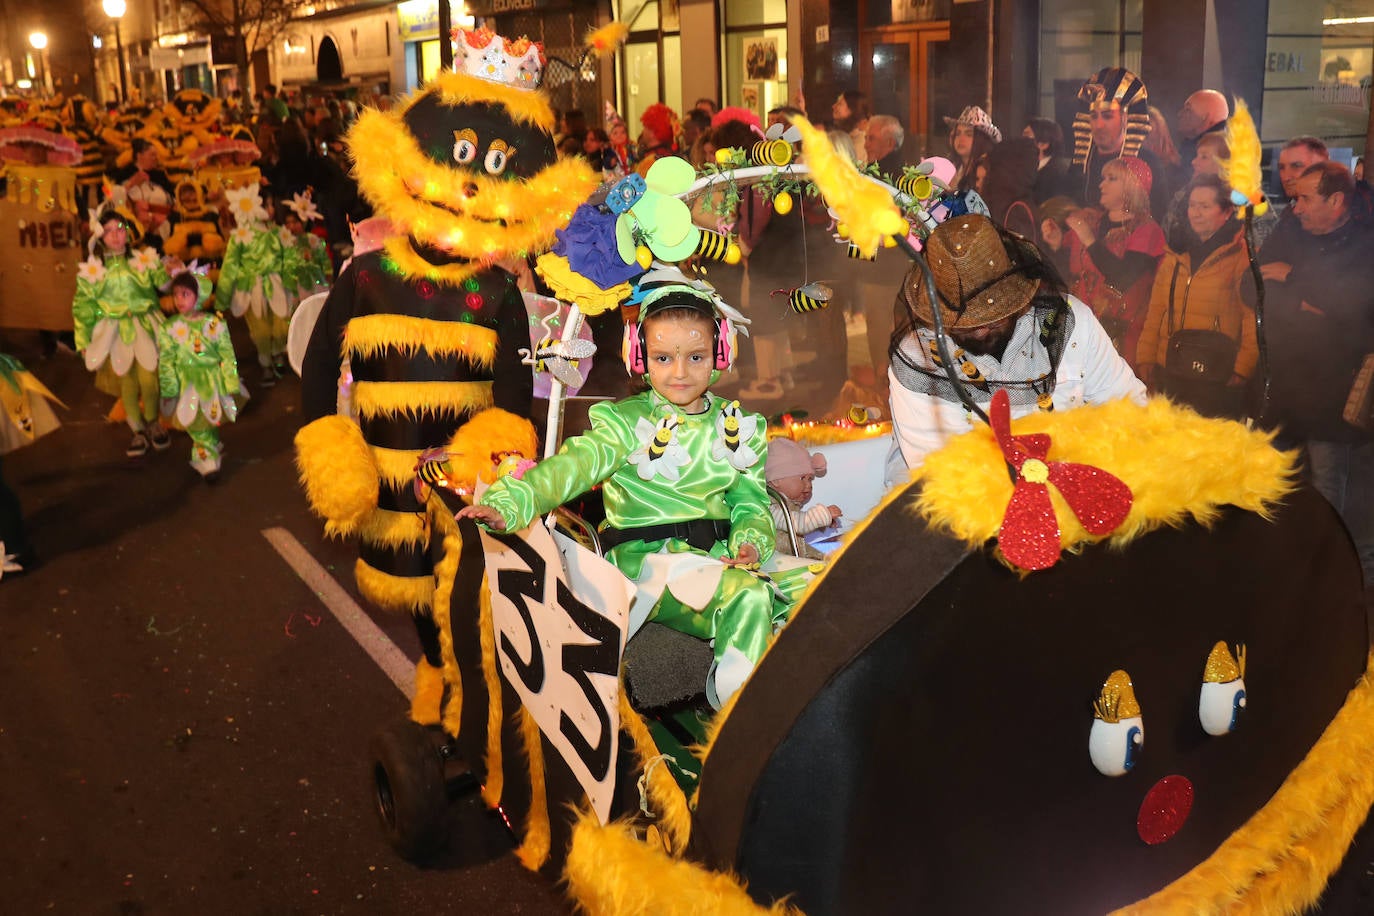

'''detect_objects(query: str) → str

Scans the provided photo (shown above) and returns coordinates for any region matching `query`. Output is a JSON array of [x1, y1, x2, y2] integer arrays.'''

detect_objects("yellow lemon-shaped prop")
[[725, 243, 742, 265], [774, 191, 793, 215], [636, 245, 654, 269]]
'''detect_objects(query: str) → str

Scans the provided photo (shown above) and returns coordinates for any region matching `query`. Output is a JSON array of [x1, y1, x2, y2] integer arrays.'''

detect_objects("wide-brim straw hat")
[[942, 105, 1002, 144], [904, 215, 1040, 330]]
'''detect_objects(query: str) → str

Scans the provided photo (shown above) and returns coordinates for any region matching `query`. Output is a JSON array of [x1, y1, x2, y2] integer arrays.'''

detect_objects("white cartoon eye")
[[1089, 669, 1144, 777], [1199, 642, 1246, 736], [484, 146, 509, 175], [452, 129, 478, 164]]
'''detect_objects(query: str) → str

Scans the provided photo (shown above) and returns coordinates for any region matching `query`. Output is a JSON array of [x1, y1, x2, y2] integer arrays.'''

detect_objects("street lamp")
[[28, 32, 51, 96], [102, 0, 129, 104]]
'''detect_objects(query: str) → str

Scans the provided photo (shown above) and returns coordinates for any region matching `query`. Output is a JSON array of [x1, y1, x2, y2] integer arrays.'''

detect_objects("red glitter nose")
[[1137, 775, 1194, 845]]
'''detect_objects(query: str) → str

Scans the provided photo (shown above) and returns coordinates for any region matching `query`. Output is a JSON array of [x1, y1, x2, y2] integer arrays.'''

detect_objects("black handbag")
[[1161, 264, 1239, 385]]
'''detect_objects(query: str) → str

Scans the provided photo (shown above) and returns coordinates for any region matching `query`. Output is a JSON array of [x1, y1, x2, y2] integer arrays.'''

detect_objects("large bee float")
[[301, 75, 1374, 914]]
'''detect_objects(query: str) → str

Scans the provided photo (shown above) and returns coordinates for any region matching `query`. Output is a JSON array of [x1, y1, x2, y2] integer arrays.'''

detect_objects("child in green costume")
[[158, 271, 242, 482], [72, 204, 172, 458], [458, 278, 808, 708]]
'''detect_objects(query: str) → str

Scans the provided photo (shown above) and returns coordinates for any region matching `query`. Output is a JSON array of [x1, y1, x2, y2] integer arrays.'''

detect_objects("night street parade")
[[2, 0, 1374, 913]]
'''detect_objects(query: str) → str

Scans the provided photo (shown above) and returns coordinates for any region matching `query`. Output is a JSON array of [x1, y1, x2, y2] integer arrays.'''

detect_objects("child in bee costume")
[[158, 270, 241, 482], [216, 183, 289, 386], [459, 279, 810, 708], [72, 202, 173, 458]]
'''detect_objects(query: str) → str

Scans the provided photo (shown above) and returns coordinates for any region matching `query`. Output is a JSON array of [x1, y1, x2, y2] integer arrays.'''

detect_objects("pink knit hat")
[[765, 437, 827, 482]]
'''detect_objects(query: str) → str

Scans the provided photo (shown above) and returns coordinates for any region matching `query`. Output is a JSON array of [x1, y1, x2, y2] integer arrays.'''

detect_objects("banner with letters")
[[480, 520, 633, 824]]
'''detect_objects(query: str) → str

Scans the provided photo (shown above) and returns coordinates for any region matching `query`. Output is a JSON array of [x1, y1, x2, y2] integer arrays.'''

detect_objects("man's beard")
[[953, 327, 1016, 360]]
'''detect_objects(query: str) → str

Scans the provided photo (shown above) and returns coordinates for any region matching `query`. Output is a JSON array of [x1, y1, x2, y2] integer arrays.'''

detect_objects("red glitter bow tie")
[[989, 389, 1133, 570]]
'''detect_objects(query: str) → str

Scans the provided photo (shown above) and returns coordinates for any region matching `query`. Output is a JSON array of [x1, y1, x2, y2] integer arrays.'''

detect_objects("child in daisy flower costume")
[[457, 278, 809, 708], [158, 270, 241, 482], [72, 203, 174, 458], [280, 191, 333, 305], [216, 183, 289, 386]]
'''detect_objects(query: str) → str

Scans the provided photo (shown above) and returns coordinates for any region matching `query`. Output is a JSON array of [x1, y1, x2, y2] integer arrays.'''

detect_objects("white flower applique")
[[129, 247, 161, 273], [628, 413, 689, 481], [77, 258, 106, 283], [278, 226, 296, 247], [225, 185, 268, 225], [710, 399, 760, 470], [230, 225, 255, 246]]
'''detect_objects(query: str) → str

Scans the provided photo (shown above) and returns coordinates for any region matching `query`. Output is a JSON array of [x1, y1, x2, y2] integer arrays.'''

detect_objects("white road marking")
[[261, 527, 414, 699]]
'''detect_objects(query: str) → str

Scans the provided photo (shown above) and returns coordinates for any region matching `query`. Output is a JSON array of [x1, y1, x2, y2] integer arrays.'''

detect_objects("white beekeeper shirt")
[[885, 295, 1146, 484]]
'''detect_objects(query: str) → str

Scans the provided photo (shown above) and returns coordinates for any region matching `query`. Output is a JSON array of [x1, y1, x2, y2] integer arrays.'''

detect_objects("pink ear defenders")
[[622, 291, 736, 375]]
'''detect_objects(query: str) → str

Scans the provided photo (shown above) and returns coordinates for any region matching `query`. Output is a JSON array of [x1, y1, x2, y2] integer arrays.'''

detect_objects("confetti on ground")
[[146, 617, 184, 637]]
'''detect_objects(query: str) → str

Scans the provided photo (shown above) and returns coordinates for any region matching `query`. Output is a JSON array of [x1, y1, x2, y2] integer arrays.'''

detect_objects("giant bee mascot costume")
[[295, 28, 600, 723]]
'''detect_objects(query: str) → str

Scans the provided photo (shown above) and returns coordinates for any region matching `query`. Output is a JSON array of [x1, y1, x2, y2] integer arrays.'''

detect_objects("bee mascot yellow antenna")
[[294, 26, 601, 724]]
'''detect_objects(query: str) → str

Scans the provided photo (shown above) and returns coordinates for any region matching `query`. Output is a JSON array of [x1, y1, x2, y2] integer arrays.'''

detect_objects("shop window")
[[1038, 0, 1143, 120], [1262, 1, 1372, 158], [725, 0, 788, 27]]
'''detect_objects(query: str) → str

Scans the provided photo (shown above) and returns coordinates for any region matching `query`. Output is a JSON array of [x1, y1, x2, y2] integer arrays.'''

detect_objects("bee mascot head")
[[345, 27, 599, 281]]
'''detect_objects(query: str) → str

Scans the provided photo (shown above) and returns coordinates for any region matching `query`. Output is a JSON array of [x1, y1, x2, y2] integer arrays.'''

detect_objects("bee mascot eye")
[[484, 147, 509, 175], [453, 137, 478, 164]]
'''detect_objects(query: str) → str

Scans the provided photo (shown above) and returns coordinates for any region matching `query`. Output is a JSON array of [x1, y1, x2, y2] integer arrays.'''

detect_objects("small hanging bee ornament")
[[711, 400, 761, 470], [895, 159, 950, 203], [518, 313, 598, 389], [749, 122, 803, 168], [629, 413, 690, 481], [1090, 669, 1144, 777], [773, 282, 832, 314], [1031, 376, 1055, 412], [1199, 642, 1247, 736], [694, 228, 741, 264]]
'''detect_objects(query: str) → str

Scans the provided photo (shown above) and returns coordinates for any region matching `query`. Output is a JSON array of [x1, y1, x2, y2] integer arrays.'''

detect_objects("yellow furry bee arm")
[[294, 415, 380, 534]]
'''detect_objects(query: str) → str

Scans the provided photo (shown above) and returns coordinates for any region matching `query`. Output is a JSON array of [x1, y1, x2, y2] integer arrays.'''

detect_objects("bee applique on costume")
[[295, 27, 600, 723]]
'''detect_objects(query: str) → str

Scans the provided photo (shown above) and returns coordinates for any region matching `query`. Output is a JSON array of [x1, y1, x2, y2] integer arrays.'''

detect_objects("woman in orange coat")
[[1135, 174, 1257, 419]]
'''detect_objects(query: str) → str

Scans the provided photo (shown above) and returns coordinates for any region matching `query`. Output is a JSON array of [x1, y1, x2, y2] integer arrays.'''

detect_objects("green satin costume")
[[157, 310, 242, 475], [217, 225, 289, 369], [282, 230, 332, 299], [72, 251, 169, 432], [479, 389, 805, 707]]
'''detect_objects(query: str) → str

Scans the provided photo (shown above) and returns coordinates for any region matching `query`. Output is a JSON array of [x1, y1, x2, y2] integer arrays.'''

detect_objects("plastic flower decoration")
[[287, 190, 323, 224], [77, 258, 106, 283], [611, 157, 701, 266], [225, 185, 268, 225], [989, 389, 1133, 570]]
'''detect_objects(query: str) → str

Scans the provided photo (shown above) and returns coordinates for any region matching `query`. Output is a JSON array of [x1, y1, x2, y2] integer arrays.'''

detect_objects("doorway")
[[859, 21, 951, 159]]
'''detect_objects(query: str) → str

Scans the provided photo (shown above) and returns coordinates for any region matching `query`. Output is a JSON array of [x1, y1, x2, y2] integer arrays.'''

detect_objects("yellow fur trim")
[[380, 237, 484, 285], [351, 380, 493, 420], [344, 314, 498, 364], [479, 578, 506, 808], [515, 705, 552, 871], [294, 416, 379, 534], [564, 814, 804, 916], [791, 114, 906, 257], [445, 407, 540, 489], [586, 21, 630, 57], [1223, 98, 1266, 215], [347, 101, 597, 266], [427, 69, 557, 132], [618, 692, 694, 854], [913, 398, 1298, 558], [534, 253, 632, 316], [427, 501, 468, 738], [411, 658, 445, 726], [355, 558, 434, 613], [1114, 654, 1374, 915], [371, 445, 428, 491], [337, 507, 429, 550]]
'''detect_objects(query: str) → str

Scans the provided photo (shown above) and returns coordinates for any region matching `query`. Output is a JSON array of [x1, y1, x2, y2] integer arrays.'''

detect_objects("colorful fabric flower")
[[225, 185, 268, 225], [130, 247, 161, 273], [989, 389, 1132, 570]]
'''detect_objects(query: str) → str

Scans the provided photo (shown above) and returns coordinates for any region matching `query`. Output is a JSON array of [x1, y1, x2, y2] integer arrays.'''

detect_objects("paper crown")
[[1203, 642, 1246, 683], [453, 27, 546, 90]]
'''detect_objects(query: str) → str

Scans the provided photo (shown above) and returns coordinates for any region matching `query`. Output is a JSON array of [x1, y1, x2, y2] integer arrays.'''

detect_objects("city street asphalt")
[[0, 329, 568, 915]]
